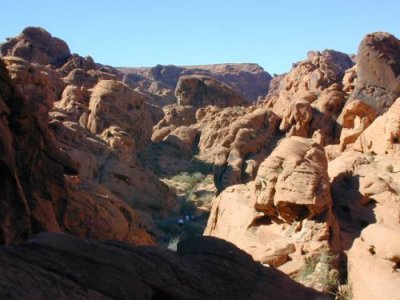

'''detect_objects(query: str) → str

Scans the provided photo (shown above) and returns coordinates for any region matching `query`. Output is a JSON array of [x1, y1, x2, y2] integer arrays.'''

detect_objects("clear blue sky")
[[1, 0, 400, 74]]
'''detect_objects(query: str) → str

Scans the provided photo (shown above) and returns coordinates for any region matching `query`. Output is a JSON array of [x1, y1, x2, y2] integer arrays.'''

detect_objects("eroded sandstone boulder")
[[152, 105, 197, 142], [213, 108, 281, 193], [348, 224, 400, 300], [264, 50, 353, 145], [87, 80, 153, 152], [353, 97, 400, 155], [351, 32, 400, 113], [0, 27, 71, 67], [175, 75, 246, 107], [206, 137, 339, 273]]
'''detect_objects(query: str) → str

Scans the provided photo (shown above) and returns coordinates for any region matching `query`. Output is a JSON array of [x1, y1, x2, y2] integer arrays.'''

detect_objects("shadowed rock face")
[[0, 27, 176, 221], [351, 32, 400, 113], [0, 27, 71, 67], [0, 58, 154, 246], [0, 57, 77, 244], [0, 232, 325, 300]]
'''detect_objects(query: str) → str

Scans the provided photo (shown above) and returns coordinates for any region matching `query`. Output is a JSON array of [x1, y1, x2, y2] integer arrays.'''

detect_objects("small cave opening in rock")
[[248, 215, 272, 228], [395, 261, 400, 271], [368, 245, 376, 255], [359, 219, 370, 229]]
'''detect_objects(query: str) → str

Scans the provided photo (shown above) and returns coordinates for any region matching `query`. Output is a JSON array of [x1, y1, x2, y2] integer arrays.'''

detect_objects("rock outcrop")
[[0, 27, 71, 67], [86, 79, 153, 152], [213, 108, 281, 193], [3, 27, 400, 300], [0, 232, 326, 300], [206, 137, 339, 274], [264, 50, 354, 145], [0, 28, 176, 221], [353, 97, 400, 155], [328, 147, 400, 299], [347, 224, 400, 300], [0, 57, 153, 245], [351, 32, 400, 113], [175, 75, 246, 107], [119, 63, 272, 104]]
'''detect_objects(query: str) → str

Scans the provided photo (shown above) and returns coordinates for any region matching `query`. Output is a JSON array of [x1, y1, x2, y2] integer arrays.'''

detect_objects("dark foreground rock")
[[0, 233, 325, 300]]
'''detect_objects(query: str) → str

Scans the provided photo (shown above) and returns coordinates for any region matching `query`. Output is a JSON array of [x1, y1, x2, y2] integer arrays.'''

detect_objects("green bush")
[[296, 252, 339, 294]]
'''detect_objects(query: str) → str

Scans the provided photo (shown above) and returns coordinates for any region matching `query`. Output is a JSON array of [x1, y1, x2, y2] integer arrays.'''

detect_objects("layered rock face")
[[0, 57, 153, 246], [203, 32, 400, 298], [119, 63, 272, 104], [86, 79, 153, 152], [264, 50, 354, 145], [0, 28, 176, 220], [205, 136, 338, 274], [0, 233, 325, 300], [2, 26, 400, 299]]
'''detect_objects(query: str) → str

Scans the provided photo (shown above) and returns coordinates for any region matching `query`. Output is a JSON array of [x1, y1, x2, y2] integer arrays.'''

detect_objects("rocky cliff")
[[1, 26, 400, 300], [119, 63, 272, 104]]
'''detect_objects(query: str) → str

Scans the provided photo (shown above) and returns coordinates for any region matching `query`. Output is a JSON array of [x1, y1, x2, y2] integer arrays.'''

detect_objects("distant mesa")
[[119, 63, 272, 103], [175, 74, 247, 107]]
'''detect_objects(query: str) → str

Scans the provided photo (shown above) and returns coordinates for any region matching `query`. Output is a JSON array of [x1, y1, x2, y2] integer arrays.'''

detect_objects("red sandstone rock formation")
[[205, 137, 339, 275], [175, 75, 246, 107], [0, 58, 153, 245], [0, 27, 71, 67], [2, 26, 400, 299], [0, 233, 325, 300], [351, 32, 400, 114], [119, 63, 272, 104]]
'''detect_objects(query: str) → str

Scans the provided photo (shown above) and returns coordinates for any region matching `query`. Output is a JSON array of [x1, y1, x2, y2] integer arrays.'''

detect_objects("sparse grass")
[[171, 171, 205, 188], [297, 254, 319, 279], [296, 252, 339, 294], [169, 167, 215, 207], [186, 158, 214, 175], [335, 284, 353, 300], [157, 157, 214, 247]]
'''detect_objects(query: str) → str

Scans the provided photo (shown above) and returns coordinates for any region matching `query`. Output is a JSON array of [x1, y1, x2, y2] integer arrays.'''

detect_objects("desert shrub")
[[187, 158, 214, 175], [296, 252, 339, 294], [335, 284, 353, 300]]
